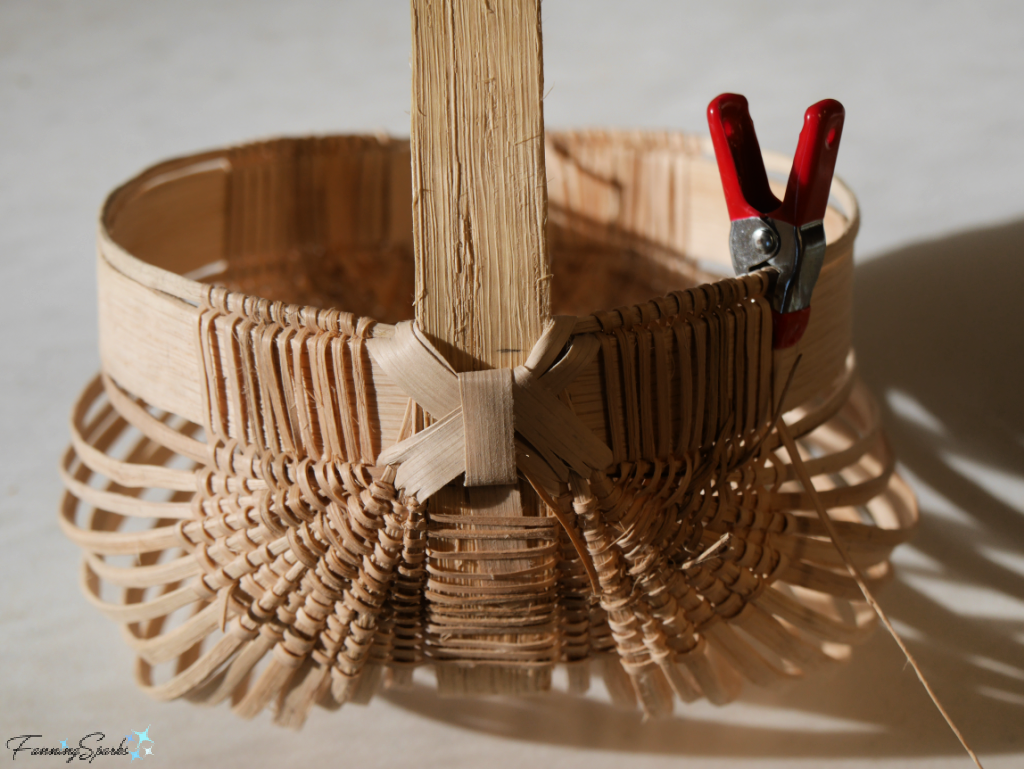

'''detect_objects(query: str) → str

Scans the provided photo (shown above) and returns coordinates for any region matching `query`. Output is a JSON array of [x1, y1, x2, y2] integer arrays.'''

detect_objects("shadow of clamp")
[[708, 93, 845, 348]]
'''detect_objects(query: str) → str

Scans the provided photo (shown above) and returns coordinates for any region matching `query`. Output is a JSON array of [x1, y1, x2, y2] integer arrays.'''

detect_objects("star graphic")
[[60, 739, 68, 750], [131, 750, 140, 761], [145, 747, 153, 755], [124, 734, 134, 744], [133, 725, 152, 745]]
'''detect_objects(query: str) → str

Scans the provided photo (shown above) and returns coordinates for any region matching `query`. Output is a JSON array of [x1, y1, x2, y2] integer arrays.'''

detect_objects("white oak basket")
[[60, 128, 917, 726]]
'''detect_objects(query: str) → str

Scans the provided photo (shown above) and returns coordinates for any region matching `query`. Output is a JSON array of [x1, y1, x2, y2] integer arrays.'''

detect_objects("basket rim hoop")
[[95, 129, 860, 338]]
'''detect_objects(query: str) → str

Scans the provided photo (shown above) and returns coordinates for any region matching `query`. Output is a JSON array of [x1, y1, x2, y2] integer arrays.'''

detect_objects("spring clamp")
[[707, 93, 845, 348]]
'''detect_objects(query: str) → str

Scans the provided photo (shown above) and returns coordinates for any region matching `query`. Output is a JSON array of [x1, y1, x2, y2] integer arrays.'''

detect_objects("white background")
[[2, 2, 1022, 767]]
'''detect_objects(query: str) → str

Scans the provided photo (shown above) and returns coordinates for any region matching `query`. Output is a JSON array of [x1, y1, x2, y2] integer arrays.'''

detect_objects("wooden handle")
[[411, 0, 550, 371], [408, 0, 557, 694]]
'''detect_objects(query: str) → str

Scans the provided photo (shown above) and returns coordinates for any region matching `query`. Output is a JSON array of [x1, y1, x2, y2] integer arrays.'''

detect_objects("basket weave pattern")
[[60, 132, 917, 725]]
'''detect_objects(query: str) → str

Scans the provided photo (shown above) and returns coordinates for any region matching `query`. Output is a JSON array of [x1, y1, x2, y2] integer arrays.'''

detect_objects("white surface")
[[2, 1, 1022, 767]]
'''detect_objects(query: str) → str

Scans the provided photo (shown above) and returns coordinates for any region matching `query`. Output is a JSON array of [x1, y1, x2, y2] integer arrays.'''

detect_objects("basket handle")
[[406, 0, 556, 693], [410, 0, 550, 372]]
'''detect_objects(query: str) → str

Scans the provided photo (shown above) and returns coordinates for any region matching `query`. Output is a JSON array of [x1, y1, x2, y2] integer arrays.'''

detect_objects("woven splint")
[[59, 130, 917, 726]]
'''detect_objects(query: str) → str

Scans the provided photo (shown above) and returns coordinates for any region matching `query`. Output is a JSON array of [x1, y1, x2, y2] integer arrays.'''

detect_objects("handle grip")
[[778, 99, 845, 227], [707, 93, 781, 221]]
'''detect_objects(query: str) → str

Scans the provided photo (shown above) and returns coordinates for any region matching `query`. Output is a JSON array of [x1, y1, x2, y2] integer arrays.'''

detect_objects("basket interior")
[[105, 131, 857, 324]]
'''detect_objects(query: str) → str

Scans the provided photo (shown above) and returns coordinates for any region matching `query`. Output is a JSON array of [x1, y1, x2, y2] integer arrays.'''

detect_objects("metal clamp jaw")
[[729, 216, 826, 314], [708, 94, 844, 348]]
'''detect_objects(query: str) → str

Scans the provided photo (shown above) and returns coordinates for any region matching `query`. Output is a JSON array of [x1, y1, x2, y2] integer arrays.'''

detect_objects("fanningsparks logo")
[[122, 727, 154, 762], [6, 727, 155, 762]]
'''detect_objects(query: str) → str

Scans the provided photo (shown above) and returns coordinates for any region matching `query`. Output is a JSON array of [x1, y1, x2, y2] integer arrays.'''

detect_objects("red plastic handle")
[[773, 306, 811, 349], [776, 99, 845, 227], [707, 93, 781, 221]]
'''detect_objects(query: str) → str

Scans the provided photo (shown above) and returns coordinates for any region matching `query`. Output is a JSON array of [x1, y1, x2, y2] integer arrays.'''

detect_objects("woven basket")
[[59, 127, 917, 726]]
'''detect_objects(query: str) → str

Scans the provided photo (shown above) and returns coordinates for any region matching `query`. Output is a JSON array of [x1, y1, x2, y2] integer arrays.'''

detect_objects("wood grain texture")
[[410, 0, 550, 372], [459, 368, 517, 485]]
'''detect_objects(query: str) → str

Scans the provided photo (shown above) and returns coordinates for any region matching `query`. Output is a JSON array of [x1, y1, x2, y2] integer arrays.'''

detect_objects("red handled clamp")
[[707, 94, 844, 348]]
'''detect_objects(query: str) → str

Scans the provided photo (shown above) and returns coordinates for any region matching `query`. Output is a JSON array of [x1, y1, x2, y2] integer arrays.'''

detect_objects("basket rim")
[[95, 128, 860, 338]]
